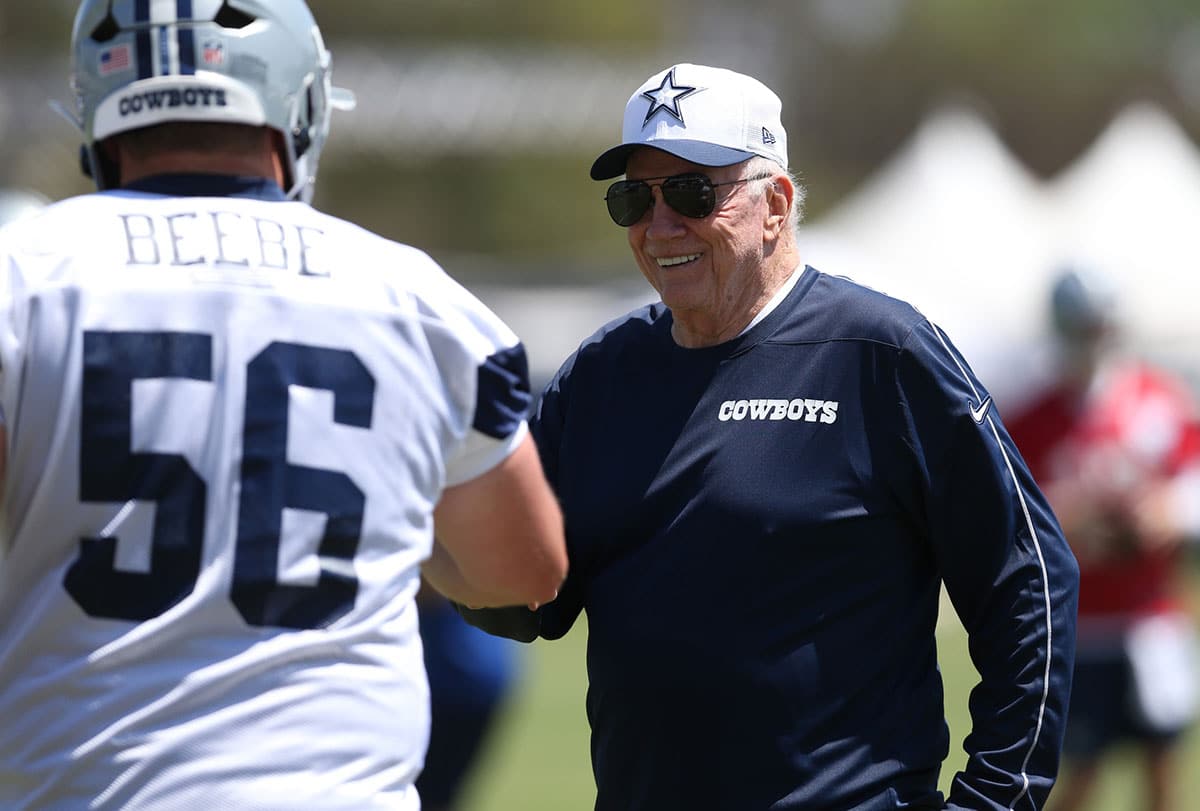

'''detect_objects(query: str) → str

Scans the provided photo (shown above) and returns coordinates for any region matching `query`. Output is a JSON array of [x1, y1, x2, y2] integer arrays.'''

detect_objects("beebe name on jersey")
[[118, 211, 330, 276], [717, 398, 839, 423]]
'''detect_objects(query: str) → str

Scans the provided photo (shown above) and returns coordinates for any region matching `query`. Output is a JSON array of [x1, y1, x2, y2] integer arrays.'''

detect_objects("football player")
[[0, 2, 566, 808], [1007, 268, 1200, 811]]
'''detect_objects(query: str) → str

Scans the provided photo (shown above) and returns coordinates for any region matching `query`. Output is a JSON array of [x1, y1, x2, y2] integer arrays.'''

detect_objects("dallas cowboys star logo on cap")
[[640, 68, 700, 127]]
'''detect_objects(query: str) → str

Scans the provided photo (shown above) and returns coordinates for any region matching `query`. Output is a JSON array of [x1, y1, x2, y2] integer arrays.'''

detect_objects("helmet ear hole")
[[214, 4, 255, 29], [90, 11, 119, 42]]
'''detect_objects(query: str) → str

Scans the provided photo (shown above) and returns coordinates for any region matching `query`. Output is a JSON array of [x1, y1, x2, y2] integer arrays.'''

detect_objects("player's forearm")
[[421, 540, 528, 608], [433, 435, 567, 606]]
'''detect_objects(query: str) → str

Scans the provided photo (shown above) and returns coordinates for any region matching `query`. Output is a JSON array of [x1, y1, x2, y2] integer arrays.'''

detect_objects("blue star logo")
[[640, 68, 700, 127]]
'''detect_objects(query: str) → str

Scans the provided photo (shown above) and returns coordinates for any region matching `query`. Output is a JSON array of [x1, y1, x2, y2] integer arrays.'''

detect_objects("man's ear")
[[763, 173, 794, 241]]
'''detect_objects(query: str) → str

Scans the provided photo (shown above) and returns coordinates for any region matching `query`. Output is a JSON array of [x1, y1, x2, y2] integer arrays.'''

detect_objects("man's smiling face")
[[623, 148, 772, 340]]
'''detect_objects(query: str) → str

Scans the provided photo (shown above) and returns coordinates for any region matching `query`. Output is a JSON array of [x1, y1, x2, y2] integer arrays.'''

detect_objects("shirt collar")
[[737, 262, 806, 337], [120, 174, 288, 201]]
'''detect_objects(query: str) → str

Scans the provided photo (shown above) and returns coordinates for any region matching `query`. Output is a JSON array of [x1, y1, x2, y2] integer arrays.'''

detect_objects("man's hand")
[[452, 601, 543, 643]]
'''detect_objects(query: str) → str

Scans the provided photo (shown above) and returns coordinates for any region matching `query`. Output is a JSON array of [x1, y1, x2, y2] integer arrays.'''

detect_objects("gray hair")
[[744, 156, 805, 235]]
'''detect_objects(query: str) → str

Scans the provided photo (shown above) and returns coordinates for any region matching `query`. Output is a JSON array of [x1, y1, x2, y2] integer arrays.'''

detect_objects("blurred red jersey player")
[[1007, 268, 1200, 811]]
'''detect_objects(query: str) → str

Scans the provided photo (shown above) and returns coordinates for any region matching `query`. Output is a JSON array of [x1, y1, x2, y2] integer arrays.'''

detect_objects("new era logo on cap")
[[590, 63, 788, 180]]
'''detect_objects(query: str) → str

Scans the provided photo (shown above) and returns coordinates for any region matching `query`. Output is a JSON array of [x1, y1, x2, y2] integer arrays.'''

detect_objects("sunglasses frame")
[[604, 172, 773, 227]]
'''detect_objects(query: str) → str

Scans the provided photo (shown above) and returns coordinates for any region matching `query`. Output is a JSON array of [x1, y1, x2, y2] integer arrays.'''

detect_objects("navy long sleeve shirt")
[[464, 267, 1078, 810]]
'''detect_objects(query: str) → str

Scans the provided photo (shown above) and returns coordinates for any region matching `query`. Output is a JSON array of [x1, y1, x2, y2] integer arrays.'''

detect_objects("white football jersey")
[[0, 177, 530, 810]]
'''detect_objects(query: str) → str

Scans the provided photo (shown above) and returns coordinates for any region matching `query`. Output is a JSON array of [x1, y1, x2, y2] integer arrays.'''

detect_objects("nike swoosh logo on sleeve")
[[968, 396, 993, 424]]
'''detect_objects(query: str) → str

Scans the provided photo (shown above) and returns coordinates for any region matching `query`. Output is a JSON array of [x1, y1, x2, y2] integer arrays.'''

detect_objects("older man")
[[461, 63, 1078, 811]]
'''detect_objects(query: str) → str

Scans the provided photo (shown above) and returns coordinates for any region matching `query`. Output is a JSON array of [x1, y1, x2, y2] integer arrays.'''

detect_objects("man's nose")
[[643, 187, 685, 235]]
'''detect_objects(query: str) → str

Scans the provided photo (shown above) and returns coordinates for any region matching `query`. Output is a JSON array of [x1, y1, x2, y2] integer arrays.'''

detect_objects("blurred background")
[[4, 1, 1200, 809], [6, 0, 1200, 387]]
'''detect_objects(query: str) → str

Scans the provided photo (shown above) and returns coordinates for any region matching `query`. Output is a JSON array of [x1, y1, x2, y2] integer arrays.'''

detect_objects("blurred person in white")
[[1005, 268, 1200, 811], [0, 1, 566, 809]]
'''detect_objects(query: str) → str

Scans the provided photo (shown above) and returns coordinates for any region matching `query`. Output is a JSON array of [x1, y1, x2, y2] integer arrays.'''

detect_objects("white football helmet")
[[69, 0, 354, 201]]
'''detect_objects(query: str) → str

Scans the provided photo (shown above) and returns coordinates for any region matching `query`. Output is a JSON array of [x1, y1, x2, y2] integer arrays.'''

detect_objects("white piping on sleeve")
[[928, 322, 1053, 811]]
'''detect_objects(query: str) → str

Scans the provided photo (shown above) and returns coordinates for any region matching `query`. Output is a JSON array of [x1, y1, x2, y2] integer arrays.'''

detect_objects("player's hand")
[[1129, 482, 1185, 552], [1045, 478, 1138, 563], [452, 601, 542, 642]]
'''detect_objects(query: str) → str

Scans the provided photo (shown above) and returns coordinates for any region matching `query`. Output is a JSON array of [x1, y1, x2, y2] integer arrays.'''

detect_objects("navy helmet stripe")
[[132, 0, 153, 78], [135, 29, 154, 79], [178, 28, 196, 74], [177, 0, 196, 74], [158, 26, 171, 75]]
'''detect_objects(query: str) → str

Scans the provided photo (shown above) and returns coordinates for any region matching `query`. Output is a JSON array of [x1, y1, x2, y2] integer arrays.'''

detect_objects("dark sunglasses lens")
[[662, 175, 715, 218], [606, 181, 652, 226]]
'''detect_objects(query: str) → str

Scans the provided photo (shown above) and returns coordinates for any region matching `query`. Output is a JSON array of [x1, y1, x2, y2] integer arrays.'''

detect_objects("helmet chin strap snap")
[[292, 128, 311, 158]]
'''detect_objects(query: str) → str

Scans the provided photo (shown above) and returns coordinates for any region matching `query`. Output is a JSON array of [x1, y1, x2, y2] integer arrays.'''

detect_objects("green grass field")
[[456, 569, 1200, 811]]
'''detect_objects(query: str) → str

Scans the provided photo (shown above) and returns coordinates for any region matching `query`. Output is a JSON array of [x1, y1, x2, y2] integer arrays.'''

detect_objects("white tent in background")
[[804, 106, 1057, 383], [1044, 102, 1200, 380]]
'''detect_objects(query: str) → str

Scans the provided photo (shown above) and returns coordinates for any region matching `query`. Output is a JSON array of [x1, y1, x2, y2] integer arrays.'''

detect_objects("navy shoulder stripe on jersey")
[[473, 343, 531, 439]]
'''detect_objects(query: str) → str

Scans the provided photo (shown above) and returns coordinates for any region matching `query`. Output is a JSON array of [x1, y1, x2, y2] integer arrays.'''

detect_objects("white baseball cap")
[[590, 63, 788, 180]]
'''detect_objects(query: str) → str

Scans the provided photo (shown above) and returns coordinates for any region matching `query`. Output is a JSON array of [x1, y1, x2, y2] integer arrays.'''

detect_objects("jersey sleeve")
[[452, 348, 587, 644], [446, 344, 531, 487], [892, 319, 1079, 811], [402, 249, 533, 487]]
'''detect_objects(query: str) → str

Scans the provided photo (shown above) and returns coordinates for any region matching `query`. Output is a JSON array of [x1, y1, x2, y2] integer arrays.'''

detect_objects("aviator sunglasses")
[[604, 172, 772, 227]]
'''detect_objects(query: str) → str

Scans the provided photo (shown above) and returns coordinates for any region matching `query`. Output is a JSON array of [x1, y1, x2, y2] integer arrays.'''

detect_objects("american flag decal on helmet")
[[99, 44, 132, 75]]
